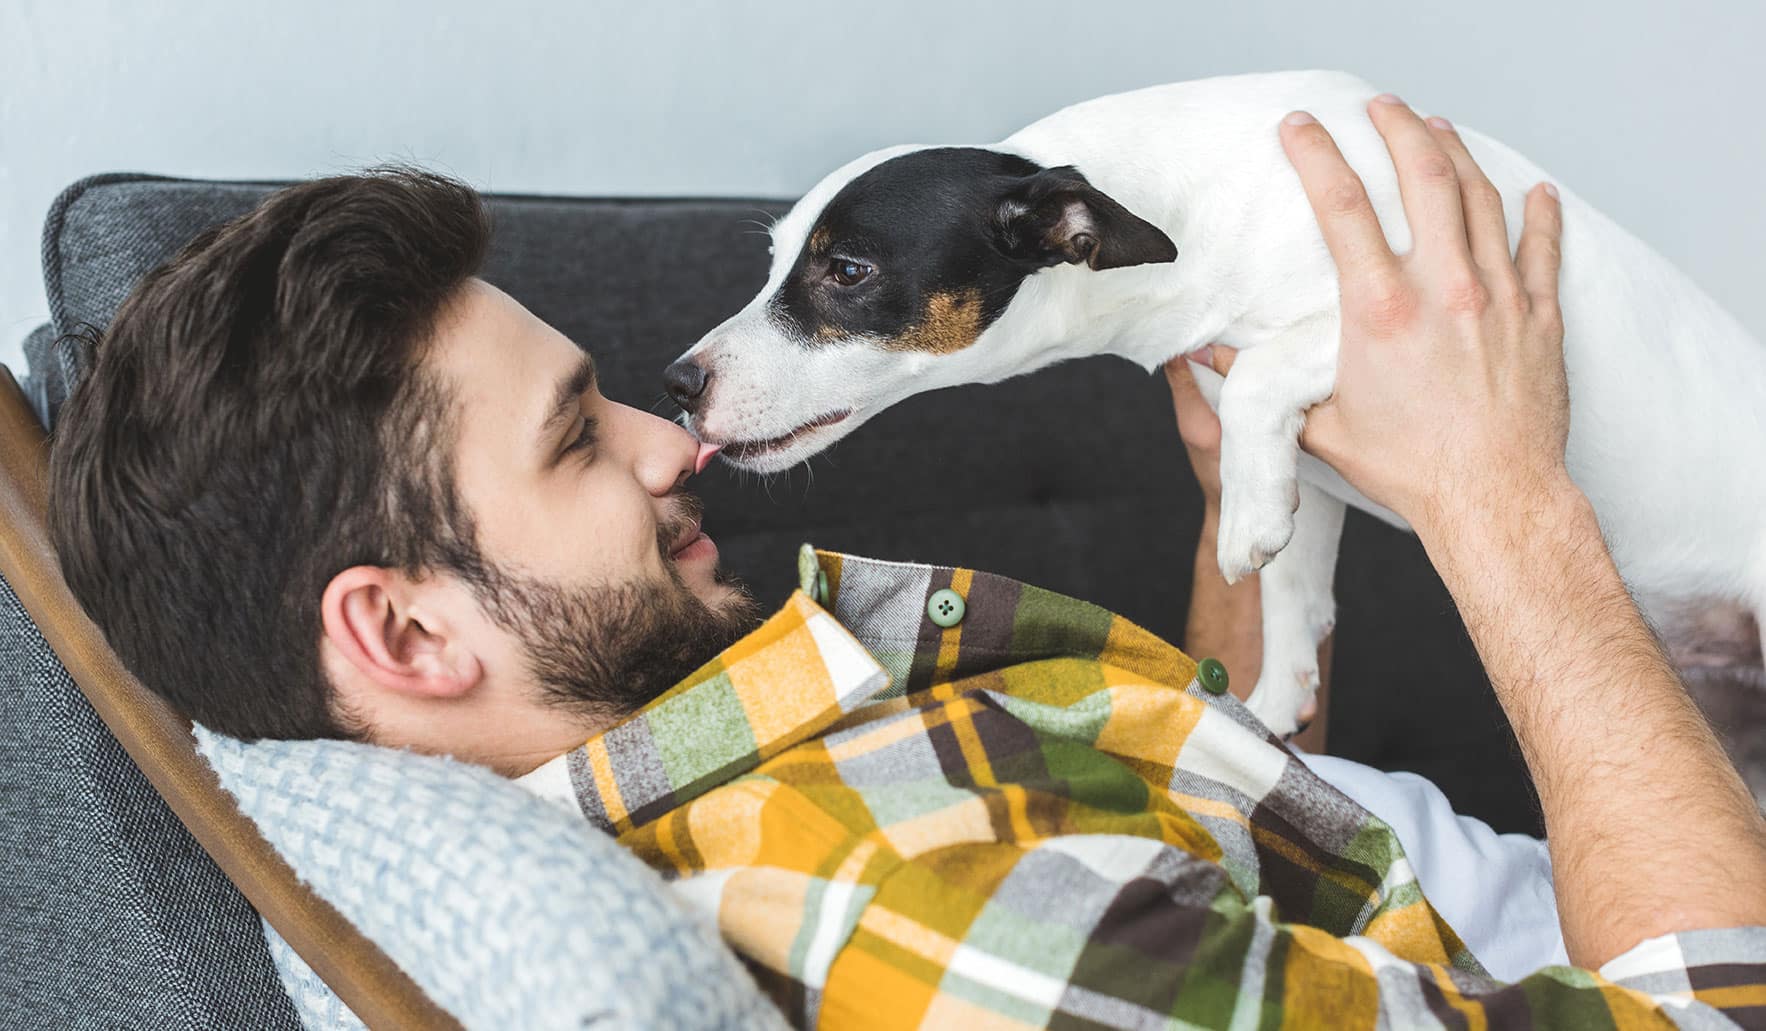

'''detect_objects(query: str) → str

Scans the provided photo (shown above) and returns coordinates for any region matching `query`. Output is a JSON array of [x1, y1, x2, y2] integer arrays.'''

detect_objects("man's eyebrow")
[[539, 353, 598, 443]]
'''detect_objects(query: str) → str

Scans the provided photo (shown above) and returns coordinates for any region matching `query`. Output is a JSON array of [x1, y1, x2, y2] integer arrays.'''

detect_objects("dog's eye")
[[829, 259, 873, 287]]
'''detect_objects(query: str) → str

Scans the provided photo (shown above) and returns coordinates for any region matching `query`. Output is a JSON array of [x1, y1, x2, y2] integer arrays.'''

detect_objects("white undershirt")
[[1296, 750, 1569, 982]]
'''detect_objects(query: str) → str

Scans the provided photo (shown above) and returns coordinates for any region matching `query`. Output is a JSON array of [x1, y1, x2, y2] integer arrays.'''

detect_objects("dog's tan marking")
[[808, 225, 832, 254], [889, 289, 985, 354]]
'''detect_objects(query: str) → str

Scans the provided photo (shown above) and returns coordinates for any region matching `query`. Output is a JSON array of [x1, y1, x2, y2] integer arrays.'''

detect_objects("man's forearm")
[[1186, 517, 1263, 694], [1418, 482, 1766, 968]]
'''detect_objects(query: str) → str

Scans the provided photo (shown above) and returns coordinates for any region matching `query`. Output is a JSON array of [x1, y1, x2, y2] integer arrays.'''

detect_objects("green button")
[[815, 570, 830, 606], [927, 588, 966, 628], [1198, 658, 1229, 695]]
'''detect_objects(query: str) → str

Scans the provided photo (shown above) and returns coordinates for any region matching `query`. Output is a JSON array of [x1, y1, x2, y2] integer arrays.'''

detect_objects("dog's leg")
[[1214, 326, 1336, 583], [1244, 482, 1345, 737]]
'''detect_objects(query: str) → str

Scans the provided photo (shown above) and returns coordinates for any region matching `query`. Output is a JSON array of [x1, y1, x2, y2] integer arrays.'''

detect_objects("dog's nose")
[[664, 359, 711, 413]]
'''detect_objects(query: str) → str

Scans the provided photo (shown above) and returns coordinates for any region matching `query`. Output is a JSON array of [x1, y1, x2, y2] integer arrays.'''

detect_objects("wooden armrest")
[[0, 366, 459, 1030]]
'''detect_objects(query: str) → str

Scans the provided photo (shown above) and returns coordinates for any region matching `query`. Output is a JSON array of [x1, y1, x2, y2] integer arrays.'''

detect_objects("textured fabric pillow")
[[193, 727, 787, 1030]]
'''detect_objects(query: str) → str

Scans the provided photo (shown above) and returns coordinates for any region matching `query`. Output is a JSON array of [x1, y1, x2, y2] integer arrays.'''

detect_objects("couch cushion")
[[29, 173, 1538, 841]]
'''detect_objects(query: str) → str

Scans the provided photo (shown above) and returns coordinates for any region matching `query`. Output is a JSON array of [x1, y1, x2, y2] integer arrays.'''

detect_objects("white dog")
[[665, 70, 1766, 736]]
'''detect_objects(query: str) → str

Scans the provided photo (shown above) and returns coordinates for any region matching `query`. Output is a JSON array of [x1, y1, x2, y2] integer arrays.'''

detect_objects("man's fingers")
[[1164, 353, 1205, 405], [1367, 95, 1473, 270], [1425, 116, 1515, 283], [1164, 351, 1224, 450], [1297, 399, 1341, 466], [1167, 343, 1236, 383], [1163, 352, 1214, 424], [1515, 183, 1564, 313], [1279, 112, 1400, 283]]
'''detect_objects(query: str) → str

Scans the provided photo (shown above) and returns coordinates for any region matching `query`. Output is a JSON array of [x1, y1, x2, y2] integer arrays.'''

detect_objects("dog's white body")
[[692, 71, 1766, 734]]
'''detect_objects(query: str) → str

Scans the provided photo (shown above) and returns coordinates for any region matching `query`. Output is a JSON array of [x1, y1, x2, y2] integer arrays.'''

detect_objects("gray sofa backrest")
[[3, 172, 1535, 1027]]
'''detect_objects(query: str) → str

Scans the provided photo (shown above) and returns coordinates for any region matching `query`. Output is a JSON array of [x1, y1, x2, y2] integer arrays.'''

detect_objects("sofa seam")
[[41, 172, 185, 335], [38, 173, 791, 337]]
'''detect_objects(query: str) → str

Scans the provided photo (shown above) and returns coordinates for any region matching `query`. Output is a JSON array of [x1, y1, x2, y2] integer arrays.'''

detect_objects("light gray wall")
[[4, 0, 1762, 373]]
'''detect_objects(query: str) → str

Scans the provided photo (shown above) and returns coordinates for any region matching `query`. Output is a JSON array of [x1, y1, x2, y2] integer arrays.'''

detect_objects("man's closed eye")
[[564, 415, 598, 458]]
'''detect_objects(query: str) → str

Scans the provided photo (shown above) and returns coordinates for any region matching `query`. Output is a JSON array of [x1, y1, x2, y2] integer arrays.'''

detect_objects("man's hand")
[[1164, 347, 1231, 514], [1281, 98, 1572, 537], [1278, 95, 1766, 969]]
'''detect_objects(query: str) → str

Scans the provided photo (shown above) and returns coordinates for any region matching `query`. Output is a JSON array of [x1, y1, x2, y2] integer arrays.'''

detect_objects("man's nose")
[[664, 359, 711, 414], [618, 403, 709, 495]]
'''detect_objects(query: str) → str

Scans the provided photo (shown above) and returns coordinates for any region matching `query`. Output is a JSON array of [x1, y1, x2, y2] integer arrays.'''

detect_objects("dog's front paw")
[[1244, 663, 1319, 739], [1216, 489, 1298, 584]]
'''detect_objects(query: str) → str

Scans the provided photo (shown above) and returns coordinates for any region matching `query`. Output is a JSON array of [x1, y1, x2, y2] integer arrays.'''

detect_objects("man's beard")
[[469, 493, 766, 720]]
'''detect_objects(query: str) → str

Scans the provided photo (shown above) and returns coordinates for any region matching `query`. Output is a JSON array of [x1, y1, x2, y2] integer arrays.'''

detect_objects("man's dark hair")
[[48, 167, 492, 741]]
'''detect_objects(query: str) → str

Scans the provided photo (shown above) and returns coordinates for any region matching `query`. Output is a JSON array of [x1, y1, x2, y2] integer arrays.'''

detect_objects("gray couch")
[[0, 173, 1536, 1026]]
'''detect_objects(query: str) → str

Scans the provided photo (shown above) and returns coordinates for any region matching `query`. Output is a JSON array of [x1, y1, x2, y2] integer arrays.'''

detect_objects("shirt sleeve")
[[1221, 896, 1766, 1029], [1598, 927, 1766, 1022]]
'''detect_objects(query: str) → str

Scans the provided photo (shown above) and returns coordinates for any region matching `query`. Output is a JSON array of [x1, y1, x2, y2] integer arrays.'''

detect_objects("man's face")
[[422, 279, 762, 743]]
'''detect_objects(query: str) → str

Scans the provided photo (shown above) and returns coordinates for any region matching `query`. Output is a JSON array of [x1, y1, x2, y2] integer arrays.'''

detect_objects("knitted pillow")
[[193, 727, 786, 1030]]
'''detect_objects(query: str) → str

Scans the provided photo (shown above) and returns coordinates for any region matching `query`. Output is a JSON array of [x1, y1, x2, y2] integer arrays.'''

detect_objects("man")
[[49, 97, 1766, 1027]]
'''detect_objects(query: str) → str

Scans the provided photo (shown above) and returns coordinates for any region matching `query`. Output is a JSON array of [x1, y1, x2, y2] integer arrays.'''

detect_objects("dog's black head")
[[771, 147, 1178, 355], [670, 146, 1178, 470]]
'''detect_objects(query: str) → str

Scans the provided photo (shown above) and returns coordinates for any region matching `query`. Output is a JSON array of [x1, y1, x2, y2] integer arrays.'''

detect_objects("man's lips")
[[669, 519, 704, 557], [668, 519, 717, 563], [710, 410, 852, 461]]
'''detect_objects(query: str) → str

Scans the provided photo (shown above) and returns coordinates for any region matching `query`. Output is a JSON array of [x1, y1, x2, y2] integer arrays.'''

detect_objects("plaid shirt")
[[519, 547, 1766, 1029]]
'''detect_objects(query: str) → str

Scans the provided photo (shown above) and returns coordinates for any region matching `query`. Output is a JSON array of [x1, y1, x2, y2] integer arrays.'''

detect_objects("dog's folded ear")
[[992, 166, 1178, 271]]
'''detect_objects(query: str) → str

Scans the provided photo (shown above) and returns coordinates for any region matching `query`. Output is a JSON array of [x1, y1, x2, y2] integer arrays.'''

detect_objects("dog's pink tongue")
[[694, 442, 723, 474]]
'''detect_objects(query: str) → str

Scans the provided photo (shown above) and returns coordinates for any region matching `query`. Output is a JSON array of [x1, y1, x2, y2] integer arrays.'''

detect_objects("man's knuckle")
[[1440, 276, 1490, 317], [1318, 177, 1367, 216], [1468, 181, 1503, 213], [1536, 298, 1565, 336], [1526, 205, 1563, 239], [1356, 278, 1416, 331], [1411, 153, 1458, 187], [1490, 278, 1526, 316]]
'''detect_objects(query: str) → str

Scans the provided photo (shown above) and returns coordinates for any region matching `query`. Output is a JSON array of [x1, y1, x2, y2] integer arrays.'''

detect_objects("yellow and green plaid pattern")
[[518, 547, 1766, 1029]]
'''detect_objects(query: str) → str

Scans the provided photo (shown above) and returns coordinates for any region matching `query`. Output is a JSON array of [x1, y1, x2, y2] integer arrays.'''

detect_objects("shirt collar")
[[517, 544, 1191, 832], [517, 546, 887, 831]]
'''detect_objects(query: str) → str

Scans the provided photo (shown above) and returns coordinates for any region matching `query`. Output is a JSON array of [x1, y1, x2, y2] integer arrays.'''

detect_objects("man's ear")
[[320, 566, 484, 701], [993, 165, 1178, 271]]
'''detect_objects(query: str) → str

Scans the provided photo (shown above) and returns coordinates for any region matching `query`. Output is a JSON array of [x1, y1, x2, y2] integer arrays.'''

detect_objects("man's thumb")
[[1297, 399, 1338, 462]]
